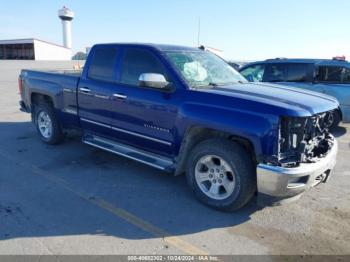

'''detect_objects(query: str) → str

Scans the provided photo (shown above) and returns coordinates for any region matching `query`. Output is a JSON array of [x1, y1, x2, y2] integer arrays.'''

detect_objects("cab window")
[[240, 64, 265, 82], [120, 48, 167, 86], [88, 47, 118, 82]]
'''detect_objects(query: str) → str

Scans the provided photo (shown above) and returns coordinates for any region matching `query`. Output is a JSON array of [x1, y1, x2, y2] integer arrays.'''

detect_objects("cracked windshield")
[[166, 51, 246, 88]]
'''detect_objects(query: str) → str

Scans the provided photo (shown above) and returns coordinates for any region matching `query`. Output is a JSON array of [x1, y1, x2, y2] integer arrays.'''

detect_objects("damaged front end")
[[257, 111, 338, 199], [275, 112, 336, 167], [257, 110, 338, 200]]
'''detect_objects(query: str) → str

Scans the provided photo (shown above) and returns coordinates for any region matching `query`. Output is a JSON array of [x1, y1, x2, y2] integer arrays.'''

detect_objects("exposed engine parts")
[[276, 112, 335, 167]]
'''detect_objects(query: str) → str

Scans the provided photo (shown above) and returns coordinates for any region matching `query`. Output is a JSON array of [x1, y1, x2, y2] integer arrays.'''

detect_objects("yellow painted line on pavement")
[[0, 149, 208, 256]]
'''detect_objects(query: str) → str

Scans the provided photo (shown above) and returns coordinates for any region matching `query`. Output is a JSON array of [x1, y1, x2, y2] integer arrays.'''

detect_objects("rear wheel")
[[33, 102, 64, 144], [186, 139, 256, 211]]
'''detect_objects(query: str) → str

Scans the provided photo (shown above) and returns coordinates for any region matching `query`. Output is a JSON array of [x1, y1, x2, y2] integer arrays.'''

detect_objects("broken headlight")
[[277, 115, 334, 167], [278, 117, 307, 166]]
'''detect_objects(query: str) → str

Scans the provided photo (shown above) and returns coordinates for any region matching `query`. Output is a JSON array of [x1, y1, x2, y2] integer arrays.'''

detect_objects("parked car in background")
[[239, 58, 350, 127]]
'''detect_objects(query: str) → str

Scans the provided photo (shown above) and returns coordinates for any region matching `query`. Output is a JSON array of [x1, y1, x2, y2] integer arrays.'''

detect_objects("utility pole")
[[197, 18, 201, 47]]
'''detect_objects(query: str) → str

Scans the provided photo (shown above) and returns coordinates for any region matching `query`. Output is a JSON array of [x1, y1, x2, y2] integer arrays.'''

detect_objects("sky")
[[0, 0, 349, 60]]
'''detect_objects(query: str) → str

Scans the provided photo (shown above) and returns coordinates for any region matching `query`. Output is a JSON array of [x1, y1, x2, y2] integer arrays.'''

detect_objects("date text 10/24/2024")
[[127, 255, 220, 261]]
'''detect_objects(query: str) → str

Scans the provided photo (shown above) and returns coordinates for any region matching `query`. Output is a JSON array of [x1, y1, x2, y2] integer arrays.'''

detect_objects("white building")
[[0, 38, 72, 60]]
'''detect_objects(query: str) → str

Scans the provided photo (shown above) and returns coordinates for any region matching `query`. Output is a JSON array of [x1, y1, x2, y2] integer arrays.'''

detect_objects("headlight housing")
[[277, 114, 334, 167], [278, 117, 307, 166]]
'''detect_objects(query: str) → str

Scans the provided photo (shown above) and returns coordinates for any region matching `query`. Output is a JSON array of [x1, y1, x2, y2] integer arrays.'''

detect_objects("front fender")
[[176, 102, 280, 160]]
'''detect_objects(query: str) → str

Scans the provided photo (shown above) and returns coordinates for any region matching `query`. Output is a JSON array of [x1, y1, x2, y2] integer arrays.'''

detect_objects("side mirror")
[[139, 73, 170, 89]]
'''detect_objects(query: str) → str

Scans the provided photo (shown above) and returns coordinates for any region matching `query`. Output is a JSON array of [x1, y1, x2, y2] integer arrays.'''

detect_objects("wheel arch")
[[31, 92, 54, 107], [31, 96, 64, 144], [174, 126, 257, 176]]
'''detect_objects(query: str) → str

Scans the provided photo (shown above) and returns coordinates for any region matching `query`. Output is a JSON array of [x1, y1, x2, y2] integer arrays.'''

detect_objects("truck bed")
[[20, 69, 81, 129], [23, 69, 82, 77]]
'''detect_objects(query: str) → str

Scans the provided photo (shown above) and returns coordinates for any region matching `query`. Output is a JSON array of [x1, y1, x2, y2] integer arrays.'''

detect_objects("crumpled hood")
[[201, 82, 339, 117]]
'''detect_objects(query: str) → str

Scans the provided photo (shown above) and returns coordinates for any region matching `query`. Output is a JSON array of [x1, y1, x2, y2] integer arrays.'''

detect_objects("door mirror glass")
[[139, 73, 170, 89]]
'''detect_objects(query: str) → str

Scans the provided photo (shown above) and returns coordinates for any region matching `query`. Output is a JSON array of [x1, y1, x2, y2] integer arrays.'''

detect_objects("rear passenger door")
[[78, 47, 119, 136], [109, 47, 178, 156]]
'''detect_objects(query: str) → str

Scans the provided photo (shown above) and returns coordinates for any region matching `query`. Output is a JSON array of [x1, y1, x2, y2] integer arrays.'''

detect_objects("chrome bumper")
[[257, 138, 338, 198]]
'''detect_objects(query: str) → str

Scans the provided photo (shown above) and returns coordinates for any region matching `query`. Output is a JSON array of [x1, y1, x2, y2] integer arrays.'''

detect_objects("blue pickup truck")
[[19, 43, 338, 211]]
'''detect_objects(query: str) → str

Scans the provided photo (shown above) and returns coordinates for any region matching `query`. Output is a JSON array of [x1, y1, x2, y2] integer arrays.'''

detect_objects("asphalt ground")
[[0, 61, 349, 256]]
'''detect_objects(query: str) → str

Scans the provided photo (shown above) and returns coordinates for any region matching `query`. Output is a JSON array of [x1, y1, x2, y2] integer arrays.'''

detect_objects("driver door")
[[108, 47, 178, 156]]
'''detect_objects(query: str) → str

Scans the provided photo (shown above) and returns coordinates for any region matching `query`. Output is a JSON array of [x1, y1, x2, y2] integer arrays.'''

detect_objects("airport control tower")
[[58, 6, 74, 49]]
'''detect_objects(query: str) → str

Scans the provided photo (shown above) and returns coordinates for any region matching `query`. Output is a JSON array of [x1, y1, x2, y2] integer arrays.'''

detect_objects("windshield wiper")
[[193, 82, 244, 88], [193, 82, 218, 88]]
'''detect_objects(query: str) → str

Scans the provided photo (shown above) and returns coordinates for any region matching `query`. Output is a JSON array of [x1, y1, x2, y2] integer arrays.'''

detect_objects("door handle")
[[79, 87, 91, 93], [113, 93, 127, 100]]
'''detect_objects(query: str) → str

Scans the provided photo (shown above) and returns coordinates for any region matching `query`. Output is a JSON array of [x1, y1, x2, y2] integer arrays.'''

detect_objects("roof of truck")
[[93, 43, 199, 52]]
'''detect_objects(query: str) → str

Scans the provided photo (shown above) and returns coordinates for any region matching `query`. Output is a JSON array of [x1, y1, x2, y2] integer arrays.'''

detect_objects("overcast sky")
[[1, 0, 349, 60]]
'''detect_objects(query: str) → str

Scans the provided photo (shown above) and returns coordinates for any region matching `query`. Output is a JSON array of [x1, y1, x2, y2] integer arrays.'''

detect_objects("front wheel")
[[325, 110, 341, 130], [33, 102, 64, 144], [186, 139, 256, 211]]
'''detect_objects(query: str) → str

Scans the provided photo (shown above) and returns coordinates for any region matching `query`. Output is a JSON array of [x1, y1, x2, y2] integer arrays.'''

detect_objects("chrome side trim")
[[80, 117, 172, 146], [79, 87, 91, 93], [80, 118, 110, 128], [95, 94, 110, 99], [113, 94, 127, 99], [111, 126, 172, 146], [62, 108, 78, 115], [83, 139, 167, 170], [63, 88, 75, 93]]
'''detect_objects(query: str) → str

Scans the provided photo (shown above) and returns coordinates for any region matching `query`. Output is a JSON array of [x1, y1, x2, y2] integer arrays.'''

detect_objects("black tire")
[[327, 110, 341, 130], [186, 138, 256, 211], [33, 102, 64, 145]]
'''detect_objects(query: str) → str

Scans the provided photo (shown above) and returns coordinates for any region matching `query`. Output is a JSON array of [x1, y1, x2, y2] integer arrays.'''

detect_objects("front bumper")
[[257, 138, 338, 198]]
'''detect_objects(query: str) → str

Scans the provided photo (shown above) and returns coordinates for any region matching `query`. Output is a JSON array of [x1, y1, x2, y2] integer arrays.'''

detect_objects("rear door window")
[[88, 47, 118, 82], [317, 66, 350, 83]]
